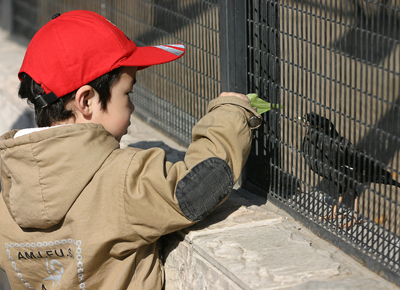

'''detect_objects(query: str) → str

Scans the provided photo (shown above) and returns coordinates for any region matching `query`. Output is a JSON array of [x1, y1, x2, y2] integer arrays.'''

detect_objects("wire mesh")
[[125, 0, 220, 146], [245, 0, 400, 283]]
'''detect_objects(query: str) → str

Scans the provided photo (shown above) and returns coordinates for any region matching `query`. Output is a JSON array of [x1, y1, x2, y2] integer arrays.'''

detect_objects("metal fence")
[[1, 0, 400, 286], [244, 0, 400, 286]]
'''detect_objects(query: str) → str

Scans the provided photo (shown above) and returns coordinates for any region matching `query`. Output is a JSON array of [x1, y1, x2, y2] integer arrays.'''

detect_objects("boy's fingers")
[[219, 92, 251, 104]]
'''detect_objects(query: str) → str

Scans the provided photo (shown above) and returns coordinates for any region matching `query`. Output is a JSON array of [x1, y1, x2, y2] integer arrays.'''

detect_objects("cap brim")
[[122, 44, 185, 70]]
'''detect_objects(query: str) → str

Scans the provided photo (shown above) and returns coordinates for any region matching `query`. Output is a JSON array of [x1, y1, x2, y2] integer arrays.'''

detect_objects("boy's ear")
[[74, 85, 96, 118]]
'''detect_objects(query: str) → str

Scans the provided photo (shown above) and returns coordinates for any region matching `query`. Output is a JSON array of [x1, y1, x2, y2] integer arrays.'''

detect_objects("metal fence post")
[[219, 0, 247, 93], [0, 0, 13, 32], [219, 0, 247, 186]]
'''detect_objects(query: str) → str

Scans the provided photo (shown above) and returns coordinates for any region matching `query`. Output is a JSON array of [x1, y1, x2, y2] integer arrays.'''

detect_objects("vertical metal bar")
[[0, 0, 13, 32], [219, 0, 246, 93], [269, 0, 281, 197], [219, 0, 247, 186]]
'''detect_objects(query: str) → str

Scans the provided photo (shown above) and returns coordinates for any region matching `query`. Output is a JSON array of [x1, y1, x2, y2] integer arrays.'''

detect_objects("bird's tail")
[[389, 178, 400, 188], [386, 171, 400, 188]]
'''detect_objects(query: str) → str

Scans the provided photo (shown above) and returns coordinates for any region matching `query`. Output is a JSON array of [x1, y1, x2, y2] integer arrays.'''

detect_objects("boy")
[[0, 10, 261, 289]]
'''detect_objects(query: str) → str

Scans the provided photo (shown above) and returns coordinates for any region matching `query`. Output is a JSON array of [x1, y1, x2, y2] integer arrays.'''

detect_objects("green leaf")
[[247, 93, 282, 115]]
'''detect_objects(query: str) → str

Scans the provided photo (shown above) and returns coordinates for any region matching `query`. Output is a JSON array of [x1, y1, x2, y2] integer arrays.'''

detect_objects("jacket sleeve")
[[124, 95, 262, 242]]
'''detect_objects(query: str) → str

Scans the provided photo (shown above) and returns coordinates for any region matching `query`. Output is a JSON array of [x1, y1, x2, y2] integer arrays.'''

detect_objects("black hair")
[[18, 67, 123, 127]]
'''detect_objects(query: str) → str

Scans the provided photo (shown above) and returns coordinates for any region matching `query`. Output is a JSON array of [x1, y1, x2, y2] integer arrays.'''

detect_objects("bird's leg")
[[340, 196, 359, 228], [332, 195, 342, 219], [319, 195, 342, 221]]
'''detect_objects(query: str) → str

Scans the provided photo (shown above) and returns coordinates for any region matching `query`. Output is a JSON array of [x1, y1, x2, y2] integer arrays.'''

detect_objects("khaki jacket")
[[0, 96, 261, 289]]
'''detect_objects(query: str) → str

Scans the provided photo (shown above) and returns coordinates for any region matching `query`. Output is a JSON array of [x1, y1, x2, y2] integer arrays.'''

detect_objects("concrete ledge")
[[164, 188, 399, 290]]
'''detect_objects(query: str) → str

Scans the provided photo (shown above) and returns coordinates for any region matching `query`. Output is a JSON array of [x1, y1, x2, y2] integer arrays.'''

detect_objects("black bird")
[[300, 112, 400, 227]]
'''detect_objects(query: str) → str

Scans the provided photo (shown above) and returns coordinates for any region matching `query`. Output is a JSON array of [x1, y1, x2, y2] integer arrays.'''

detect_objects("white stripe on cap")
[[154, 44, 185, 56]]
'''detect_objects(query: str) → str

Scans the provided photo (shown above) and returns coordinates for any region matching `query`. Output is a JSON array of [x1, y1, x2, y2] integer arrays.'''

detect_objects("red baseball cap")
[[18, 10, 185, 106]]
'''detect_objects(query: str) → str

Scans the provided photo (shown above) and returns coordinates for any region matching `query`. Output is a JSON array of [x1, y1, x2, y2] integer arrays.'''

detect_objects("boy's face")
[[93, 66, 137, 141]]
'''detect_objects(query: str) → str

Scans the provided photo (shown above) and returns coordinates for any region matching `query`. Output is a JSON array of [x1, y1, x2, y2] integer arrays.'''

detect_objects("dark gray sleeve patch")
[[176, 157, 234, 222]]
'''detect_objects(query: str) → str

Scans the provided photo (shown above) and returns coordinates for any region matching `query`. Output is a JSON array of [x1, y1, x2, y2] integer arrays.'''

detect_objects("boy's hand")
[[219, 92, 251, 104]]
